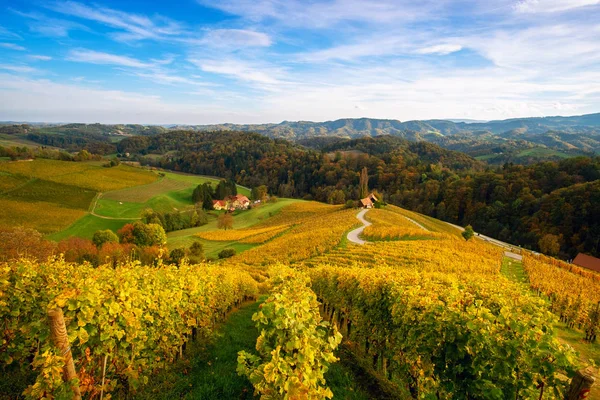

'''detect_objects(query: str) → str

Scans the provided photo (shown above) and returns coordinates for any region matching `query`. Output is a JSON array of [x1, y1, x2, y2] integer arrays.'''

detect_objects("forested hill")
[[172, 113, 600, 138], [118, 131, 600, 259], [175, 114, 600, 165], [3, 113, 600, 164]]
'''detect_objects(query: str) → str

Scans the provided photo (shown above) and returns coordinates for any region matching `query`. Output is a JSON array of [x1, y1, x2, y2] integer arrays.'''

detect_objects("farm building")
[[212, 194, 250, 211], [212, 200, 227, 210], [573, 253, 600, 273], [360, 193, 378, 209], [227, 194, 251, 210]]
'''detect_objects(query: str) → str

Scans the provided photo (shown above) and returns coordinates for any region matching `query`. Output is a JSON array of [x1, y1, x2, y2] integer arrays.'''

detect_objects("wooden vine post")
[[47, 308, 82, 400], [565, 368, 596, 400]]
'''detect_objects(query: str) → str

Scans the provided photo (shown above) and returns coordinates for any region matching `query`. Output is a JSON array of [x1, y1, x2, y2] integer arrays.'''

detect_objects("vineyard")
[[2, 199, 598, 399], [362, 208, 454, 241], [311, 266, 576, 399], [523, 254, 600, 342], [1, 257, 259, 398]]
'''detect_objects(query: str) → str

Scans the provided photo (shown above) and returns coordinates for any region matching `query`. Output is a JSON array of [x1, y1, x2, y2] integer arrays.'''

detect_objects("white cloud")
[[29, 55, 52, 61], [49, 1, 183, 41], [514, 0, 600, 13], [200, 29, 272, 48], [67, 49, 152, 68], [0, 26, 23, 40], [465, 23, 600, 71], [198, 0, 444, 27], [10, 9, 88, 38], [129, 71, 214, 86], [0, 74, 255, 124], [416, 44, 463, 55], [298, 37, 408, 62], [150, 55, 176, 65], [0, 65, 38, 73], [0, 42, 26, 51], [190, 58, 284, 85]]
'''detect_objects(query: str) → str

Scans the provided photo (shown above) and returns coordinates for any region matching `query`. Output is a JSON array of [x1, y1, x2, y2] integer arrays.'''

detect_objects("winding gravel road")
[[347, 209, 371, 245]]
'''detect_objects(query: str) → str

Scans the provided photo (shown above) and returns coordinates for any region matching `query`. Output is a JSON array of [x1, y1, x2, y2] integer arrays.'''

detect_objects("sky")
[[0, 0, 599, 124]]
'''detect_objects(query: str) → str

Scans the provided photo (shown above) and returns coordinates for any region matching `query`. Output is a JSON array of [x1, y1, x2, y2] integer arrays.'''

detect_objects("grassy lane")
[[500, 256, 528, 284], [136, 300, 260, 400], [136, 296, 372, 399]]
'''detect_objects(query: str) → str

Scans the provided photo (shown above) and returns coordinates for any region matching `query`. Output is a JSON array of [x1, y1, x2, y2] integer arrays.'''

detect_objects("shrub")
[[462, 225, 475, 241], [169, 248, 186, 265], [218, 248, 236, 259], [92, 229, 119, 248]]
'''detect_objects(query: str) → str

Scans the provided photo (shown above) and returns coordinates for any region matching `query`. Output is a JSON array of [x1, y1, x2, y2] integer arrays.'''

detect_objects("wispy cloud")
[[0, 26, 23, 40], [49, 1, 184, 41], [67, 49, 152, 68], [128, 71, 215, 86], [29, 55, 53, 61], [416, 44, 463, 55], [198, 0, 445, 27], [198, 29, 272, 48], [189, 58, 284, 85], [10, 9, 87, 38], [0, 42, 26, 51], [514, 0, 600, 13], [0, 65, 38, 74], [0, 74, 251, 124]]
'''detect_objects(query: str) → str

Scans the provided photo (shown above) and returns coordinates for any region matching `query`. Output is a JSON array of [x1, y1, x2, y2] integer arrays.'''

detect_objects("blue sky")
[[0, 0, 599, 124]]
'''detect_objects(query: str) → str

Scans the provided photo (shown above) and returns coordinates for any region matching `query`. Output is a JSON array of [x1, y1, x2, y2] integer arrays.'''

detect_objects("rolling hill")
[[3, 113, 600, 164], [0, 159, 250, 251]]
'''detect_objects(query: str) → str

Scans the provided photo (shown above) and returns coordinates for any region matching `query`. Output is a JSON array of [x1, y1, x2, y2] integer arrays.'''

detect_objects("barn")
[[573, 253, 600, 273]]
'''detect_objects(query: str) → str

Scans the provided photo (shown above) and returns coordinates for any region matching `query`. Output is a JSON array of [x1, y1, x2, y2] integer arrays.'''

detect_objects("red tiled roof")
[[573, 253, 600, 273], [213, 200, 227, 206]]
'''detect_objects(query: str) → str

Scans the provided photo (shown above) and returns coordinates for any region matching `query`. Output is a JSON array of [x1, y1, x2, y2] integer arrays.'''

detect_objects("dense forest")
[[116, 131, 600, 259]]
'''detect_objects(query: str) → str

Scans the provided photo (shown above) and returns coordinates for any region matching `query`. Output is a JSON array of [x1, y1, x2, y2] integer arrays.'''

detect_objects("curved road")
[[347, 209, 371, 245]]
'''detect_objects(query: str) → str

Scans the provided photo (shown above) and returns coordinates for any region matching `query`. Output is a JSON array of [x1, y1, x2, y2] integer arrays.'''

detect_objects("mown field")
[[0, 159, 250, 239], [47, 214, 137, 241], [94, 171, 250, 219]]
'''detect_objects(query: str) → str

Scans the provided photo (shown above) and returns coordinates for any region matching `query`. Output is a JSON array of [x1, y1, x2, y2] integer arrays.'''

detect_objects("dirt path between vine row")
[[347, 209, 371, 245]]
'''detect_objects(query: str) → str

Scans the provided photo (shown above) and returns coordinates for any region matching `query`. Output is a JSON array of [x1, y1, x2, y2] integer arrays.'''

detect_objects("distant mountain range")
[[2, 113, 600, 165], [171, 113, 600, 138], [170, 113, 600, 164]]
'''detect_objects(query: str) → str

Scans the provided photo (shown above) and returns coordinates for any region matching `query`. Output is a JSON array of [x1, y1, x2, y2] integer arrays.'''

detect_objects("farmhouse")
[[573, 253, 600, 274], [227, 194, 251, 210], [360, 193, 378, 209], [212, 200, 227, 210]]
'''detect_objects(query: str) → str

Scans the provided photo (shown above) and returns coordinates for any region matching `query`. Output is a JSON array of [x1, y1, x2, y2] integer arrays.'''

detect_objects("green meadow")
[[0, 159, 254, 244]]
